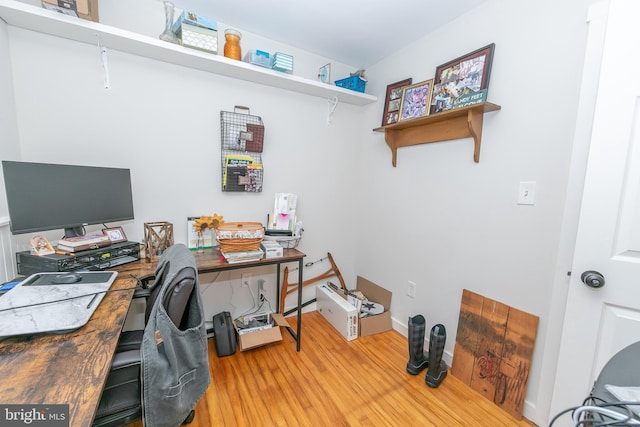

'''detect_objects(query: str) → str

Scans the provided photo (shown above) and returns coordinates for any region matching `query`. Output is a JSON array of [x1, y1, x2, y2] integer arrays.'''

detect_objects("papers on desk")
[[221, 249, 264, 264]]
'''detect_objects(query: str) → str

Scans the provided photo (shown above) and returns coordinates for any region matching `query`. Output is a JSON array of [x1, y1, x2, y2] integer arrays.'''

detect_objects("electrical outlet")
[[407, 281, 417, 298], [258, 279, 265, 302], [241, 273, 251, 287]]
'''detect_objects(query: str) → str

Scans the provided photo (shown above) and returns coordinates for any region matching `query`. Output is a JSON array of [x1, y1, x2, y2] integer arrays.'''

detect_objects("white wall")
[[0, 17, 21, 281], [0, 18, 21, 214], [6, 3, 363, 324], [359, 0, 594, 424], [2, 0, 598, 425]]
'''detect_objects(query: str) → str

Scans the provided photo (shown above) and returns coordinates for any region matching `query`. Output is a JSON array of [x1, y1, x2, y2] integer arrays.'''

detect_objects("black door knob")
[[581, 270, 605, 288]]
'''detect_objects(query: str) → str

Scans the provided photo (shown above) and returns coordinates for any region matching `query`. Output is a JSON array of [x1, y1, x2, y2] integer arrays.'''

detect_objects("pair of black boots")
[[406, 315, 447, 387]]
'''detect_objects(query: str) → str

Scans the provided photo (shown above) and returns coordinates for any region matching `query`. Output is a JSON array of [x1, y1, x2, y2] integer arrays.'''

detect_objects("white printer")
[[316, 284, 358, 341]]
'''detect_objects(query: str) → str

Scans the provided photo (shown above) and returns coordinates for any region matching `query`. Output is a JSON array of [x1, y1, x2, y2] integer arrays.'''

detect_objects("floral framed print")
[[103, 226, 127, 243], [399, 79, 434, 121], [381, 78, 412, 126], [432, 43, 495, 113]]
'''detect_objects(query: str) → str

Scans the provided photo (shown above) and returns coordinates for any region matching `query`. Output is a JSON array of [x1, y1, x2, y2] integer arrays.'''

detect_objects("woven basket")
[[216, 222, 264, 252]]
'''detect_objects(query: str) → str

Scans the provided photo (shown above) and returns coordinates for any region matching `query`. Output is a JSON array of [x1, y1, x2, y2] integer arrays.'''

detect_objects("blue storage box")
[[335, 76, 367, 93], [245, 50, 271, 68]]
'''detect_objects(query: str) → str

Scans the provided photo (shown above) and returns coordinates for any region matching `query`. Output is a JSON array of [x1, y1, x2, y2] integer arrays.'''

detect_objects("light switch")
[[518, 181, 536, 205]]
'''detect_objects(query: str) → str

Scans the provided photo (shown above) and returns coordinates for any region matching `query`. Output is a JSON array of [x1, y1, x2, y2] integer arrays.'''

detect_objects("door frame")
[[536, 1, 610, 423]]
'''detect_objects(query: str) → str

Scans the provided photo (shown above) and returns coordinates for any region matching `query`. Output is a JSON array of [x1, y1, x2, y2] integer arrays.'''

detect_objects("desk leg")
[[276, 264, 281, 313], [296, 257, 302, 352]]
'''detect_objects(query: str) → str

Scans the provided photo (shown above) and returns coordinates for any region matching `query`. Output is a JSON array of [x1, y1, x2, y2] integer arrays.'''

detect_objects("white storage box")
[[261, 240, 283, 258], [316, 284, 358, 341]]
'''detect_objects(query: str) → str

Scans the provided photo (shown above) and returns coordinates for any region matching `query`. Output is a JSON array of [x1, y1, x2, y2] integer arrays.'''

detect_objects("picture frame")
[[318, 63, 331, 84], [399, 79, 435, 121], [30, 235, 55, 256], [103, 226, 127, 243], [381, 78, 412, 126], [432, 43, 495, 113]]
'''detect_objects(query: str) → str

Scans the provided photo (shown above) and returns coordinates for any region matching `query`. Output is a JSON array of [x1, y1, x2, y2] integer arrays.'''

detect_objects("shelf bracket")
[[97, 37, 110, 90], [467, 108, 483, 163]]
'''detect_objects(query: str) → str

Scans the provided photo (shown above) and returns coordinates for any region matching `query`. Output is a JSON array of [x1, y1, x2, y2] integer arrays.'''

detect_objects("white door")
[[550, 0, 640, 422]]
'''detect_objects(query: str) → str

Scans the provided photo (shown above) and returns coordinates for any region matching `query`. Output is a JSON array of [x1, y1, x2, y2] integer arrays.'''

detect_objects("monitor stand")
[[64, 226, 86, 238]]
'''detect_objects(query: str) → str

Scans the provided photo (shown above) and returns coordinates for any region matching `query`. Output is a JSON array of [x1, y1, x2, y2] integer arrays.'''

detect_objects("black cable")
[[0, 285, 140, 313]]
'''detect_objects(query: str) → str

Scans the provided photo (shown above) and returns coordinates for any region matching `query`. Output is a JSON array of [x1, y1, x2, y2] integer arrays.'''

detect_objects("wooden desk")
[[0, 275, 137, 427], [117, 248, 306, 351], [0, 248, 305, 427]]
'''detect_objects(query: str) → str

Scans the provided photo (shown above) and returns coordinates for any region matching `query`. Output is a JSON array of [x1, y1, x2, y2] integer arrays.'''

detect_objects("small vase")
[[196, 231, 205, 254], [159, 1, 180, 44], [224, 29, 242, 60]]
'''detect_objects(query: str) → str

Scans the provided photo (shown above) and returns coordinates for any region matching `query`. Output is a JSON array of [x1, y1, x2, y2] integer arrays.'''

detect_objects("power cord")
[[549, 396, 640, 426]]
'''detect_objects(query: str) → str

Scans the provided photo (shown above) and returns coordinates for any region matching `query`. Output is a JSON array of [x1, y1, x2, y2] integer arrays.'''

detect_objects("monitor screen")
[[2, 161, 134, 238]]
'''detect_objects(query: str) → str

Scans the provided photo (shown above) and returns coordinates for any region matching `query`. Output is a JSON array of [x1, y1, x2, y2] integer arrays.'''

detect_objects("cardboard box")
[[42, 0, 99, 22], [335, 276, 392, 337], [316, 284, 358, 341], [233, 312, 288, 351]]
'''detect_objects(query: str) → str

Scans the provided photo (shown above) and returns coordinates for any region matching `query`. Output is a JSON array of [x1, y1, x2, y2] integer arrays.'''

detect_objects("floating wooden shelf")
[[373, 102, 501, 166], [0, 0, 377, 106]]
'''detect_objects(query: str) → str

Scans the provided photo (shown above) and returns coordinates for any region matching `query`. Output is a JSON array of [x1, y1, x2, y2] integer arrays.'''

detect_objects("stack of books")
[[57, 234, 110, 253], [221, 249, 264, 264]]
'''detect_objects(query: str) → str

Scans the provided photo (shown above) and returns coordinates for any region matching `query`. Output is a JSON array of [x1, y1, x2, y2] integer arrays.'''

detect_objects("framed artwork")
[[381, 78, 412, 126], [432, 43, 495, 113], [430, 82, 454, 114], [103, 226, 127, 243], [399, 79, 434, 121], [318, 63, 331, 83], [30, 235, 55, 256]]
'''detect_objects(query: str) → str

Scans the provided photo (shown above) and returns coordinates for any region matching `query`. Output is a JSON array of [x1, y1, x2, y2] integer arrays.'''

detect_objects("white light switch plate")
[[518, 181, 536, 205]]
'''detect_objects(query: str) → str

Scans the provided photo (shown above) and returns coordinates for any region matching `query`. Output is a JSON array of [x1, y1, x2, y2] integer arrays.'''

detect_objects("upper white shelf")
[[0, 0, 377, 106]]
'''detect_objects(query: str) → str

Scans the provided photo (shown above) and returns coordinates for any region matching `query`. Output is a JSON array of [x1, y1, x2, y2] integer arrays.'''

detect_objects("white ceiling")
[[172, 0, 488, 68]]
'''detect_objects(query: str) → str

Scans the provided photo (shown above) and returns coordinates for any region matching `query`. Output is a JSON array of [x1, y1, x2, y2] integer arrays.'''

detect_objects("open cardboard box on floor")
[[233, 312, 289, 351], [333, 276, 392, 337]]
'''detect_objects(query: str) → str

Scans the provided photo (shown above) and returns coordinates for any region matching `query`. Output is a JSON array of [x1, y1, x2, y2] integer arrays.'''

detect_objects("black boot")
[[425, 324, 447, 388], [406, 315, 429, 375]]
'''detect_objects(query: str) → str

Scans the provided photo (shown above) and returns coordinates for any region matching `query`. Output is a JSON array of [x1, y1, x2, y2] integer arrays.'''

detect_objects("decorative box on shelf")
[[271, 52, 293, 73], [41, 0, 99, 22], [245, 50, 271, 68], [171, 11, 218, 54], [335, 75, 367, 93]]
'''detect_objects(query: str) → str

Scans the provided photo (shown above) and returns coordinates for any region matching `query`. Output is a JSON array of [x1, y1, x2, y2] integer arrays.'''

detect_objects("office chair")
[[93, 244, 210, 427]]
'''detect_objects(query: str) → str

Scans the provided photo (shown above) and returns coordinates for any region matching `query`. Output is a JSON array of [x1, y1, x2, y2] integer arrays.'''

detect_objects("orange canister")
[[224, 29, 242, 60]]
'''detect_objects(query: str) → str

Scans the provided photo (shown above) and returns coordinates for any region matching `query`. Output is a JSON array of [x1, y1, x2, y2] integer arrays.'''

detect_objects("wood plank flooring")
[[127, 311, 537, 426]]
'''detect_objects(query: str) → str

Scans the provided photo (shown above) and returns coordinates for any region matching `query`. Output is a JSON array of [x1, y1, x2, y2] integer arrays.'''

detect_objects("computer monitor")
[[2, 160, 135, 238]]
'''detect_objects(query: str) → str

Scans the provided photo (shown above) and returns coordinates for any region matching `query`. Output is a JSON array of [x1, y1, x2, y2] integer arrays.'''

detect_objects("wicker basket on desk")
[[215, 222, 264, 252]]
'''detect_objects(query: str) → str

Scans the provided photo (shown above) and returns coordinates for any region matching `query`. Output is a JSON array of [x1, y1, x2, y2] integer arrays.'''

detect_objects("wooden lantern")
[[144, 221, 174, 259]]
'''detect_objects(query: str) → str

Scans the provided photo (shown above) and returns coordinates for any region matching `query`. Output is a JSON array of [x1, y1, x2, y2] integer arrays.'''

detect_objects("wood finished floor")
[[126, 311, 536, 426]]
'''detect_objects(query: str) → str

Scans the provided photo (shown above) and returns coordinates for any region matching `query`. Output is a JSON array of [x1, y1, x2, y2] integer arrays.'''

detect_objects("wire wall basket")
[[220, 106, 264, 192]]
